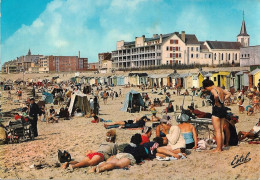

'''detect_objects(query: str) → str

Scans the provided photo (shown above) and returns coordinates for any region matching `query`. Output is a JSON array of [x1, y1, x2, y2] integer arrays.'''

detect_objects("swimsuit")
[[160, 131, 166, 137], [210, 89, 227, 118], [86, 152, 104, 160], [182, 132, 194, 145]]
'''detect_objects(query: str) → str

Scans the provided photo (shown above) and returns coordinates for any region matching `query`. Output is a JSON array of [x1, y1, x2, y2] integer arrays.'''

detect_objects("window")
[[222, 53, 224, 60], [166, 61, 169, 65], [179, 47, 181, 51], [196, 47, 199, 51], [228, 54, 231, 60], [166, 46, 169, 51], [170, 53, 173, 58], [191, 54, 194, 58], [214, 77, 217, 81], [191, 47, 194, 51], [170, 40, 174, 44], [235, 54, 237, 60], [176, 53, 178, 58], [179, 61, 181, 64], [242, 54, 243, 58], [179, 53, 182, 58], [175, 40, 178, 44], [248, 54, 250, 57], [205, 54, 207, 58], [196, 54, 199, 58], [209, 54, 211, 58]]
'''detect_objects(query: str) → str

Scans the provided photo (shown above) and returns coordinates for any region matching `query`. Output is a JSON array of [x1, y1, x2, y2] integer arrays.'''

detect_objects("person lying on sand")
[[238, 119, 260, 141], [62, 130, 117, 170], [104, 116, 150, 129], [91, 113, 102, 123], [187, 106, 212, 118]]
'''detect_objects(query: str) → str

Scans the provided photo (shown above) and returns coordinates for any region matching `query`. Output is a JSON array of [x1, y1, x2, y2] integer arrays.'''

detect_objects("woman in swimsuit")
[[202, 79, 231, 152]]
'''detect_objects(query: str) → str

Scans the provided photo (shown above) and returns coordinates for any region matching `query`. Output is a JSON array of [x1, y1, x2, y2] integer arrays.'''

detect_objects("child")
[[237, 96, 244, 114], [246, 105, 254, 116]]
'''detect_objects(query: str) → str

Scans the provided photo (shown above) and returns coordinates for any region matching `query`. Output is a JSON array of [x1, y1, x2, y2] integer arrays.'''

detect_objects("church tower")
[[237, 11, 250, 47], [28, 49, 31, 55]]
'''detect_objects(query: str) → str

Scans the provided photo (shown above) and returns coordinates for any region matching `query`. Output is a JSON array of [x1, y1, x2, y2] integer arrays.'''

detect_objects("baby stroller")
[[5, 117, 34, 143]]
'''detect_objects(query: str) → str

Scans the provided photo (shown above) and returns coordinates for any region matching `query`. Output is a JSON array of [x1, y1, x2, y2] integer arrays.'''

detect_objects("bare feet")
[[96, 166, 105, 173], [212, 149, 222, 153], [104, 124, 108, 129], [61, 162, 69, 169], [68, 164, 74, 171], [87, 166, 97, 174]]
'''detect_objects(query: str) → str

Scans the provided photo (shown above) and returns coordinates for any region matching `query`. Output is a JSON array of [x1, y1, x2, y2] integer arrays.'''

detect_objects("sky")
[[1, 0, 260, 64]]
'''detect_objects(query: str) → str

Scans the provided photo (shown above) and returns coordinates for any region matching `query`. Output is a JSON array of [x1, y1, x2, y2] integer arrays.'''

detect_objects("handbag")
[[58, 150, 71, 163]]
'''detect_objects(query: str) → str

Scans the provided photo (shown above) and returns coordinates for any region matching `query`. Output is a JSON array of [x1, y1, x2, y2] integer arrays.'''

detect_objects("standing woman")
[[202, 79, 231, 152]]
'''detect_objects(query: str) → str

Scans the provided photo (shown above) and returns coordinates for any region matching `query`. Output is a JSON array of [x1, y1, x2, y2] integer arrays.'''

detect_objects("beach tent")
[[248, 68, 260, 89], [107, 76, 113, 86], [112, 76, 117, 86], [121, 90, 144, 112], [70, 77, 76, 83], [89, 78, 96, 86], [68, 92, 91, 115], [148, 74, 169, 88], [124, 76, 129, 85], [168, 73, 181, 88], [212, 71, 230, 89], [128, 73, 148, 86], [198, 71, 213, 88], [178, 73, 194, 89], [42, 92, 54, 104], [3, 84, 13, 91], [117, 76, 125, 86], [235, 71, 249, 90]]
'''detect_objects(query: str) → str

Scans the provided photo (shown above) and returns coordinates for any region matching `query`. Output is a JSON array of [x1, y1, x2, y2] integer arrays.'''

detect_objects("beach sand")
[[0, 70, 259, 180]]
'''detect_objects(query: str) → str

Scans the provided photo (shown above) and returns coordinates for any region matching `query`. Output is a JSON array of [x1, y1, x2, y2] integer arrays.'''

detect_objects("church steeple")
[[28, 49, 31, 55], [237, 11, 250, 47], [238, 11, 249, 36]]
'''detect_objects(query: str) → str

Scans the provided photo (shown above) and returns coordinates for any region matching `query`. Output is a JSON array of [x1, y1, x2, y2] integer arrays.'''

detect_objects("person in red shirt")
[[14, 113, 22, 120], [141, 126, 152, 145], [188, 106, 212, 118]]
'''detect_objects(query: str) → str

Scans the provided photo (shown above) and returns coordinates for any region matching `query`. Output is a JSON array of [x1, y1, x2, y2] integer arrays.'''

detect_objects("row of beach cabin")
[[68, 68, 260, 90]]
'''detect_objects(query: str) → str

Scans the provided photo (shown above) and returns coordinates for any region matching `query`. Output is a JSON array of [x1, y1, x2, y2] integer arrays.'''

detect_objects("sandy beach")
[[0, 71, 259, 180]]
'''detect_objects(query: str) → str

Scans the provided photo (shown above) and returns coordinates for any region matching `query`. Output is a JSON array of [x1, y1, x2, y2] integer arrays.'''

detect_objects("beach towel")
[[91, 119, 112, 123]]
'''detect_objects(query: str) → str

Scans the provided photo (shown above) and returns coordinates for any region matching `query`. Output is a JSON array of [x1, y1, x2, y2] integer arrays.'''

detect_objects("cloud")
[[1, 0, 260, 64], [2, 0, 153, 62]]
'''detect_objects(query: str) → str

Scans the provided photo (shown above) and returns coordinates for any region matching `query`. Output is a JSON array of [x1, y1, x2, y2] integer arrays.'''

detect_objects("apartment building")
[[111, 17, 249, 69], [39, 56, 50, 73], [1, 60, 17, 73], [49, 56, 78, 72], [77, 58, 88, 71]]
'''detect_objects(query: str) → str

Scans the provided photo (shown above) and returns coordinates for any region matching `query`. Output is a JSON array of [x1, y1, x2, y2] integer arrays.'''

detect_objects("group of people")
[[61, 126, 187, 173]]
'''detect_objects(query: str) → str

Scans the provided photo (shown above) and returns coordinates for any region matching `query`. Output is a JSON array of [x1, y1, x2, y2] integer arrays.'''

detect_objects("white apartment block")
[[111, 18, 249, 69]]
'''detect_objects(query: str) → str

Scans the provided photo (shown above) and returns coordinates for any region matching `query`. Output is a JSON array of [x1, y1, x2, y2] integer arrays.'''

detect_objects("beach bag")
[[58, 150, 71, 163]]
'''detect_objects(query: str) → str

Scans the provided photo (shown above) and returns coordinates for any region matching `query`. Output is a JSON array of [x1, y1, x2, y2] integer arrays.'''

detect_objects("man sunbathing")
[[104, 116, 150, 129], [187, 106, 212, 118], [62, 130, 117, 170], [238, 119, 260, 141]]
